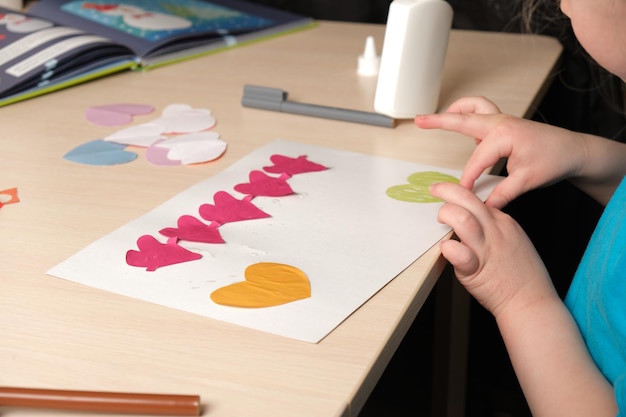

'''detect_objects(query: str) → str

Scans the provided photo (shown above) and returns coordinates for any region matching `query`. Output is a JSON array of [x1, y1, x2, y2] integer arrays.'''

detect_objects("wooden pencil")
[[0, 387, 201, 415]]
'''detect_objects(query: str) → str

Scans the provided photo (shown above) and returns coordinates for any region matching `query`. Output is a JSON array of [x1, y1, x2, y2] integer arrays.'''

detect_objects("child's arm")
[[569, 132, 626, 205], [497, 285, 617, 417], [430, 182, 618, 416]]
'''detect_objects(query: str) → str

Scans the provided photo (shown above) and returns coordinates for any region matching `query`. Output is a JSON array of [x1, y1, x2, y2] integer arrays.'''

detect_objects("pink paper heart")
[[86, 104, 154, 127], [263, 154, 328, 175], [159, 215, 225, 244], [199, 191, 271, 225], [126, 235, 202, 271], [234, 171, 294, 197], [146, 139, 182, 166]]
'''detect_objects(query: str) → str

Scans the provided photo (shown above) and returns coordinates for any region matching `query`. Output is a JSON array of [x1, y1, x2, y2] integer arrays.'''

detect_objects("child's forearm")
[[571, 134, 626, 205], [496, 296, 616, 417]]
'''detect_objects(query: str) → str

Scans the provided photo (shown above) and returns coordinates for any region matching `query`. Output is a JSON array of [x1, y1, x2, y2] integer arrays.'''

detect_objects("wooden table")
[[1, 21, 562, 417]]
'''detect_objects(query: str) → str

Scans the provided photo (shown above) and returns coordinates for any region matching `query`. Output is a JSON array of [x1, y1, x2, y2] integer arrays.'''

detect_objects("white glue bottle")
[[374, 0, 453, 118]]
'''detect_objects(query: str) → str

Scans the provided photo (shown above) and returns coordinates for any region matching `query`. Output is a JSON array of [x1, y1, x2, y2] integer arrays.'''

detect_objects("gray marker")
[[241, 85, 396, 128]]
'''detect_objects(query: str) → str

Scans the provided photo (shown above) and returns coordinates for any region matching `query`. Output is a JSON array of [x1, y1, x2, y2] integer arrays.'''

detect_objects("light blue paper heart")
[[64, 139, 138, 165]]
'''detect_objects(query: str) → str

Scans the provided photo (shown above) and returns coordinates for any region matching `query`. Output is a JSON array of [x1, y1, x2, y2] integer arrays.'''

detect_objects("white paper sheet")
[[48, 139, 500, 343]]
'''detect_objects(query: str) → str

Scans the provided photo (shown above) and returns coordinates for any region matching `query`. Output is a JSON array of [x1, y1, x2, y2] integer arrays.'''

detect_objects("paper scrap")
[[0, 188, 19, 206]]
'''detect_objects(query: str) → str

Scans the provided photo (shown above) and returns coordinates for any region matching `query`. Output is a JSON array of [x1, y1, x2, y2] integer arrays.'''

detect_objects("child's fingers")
[[415, 113, 508, 184], [439, 239, 480, 278], [437, 201, 485, 252], [431, 182, 490, 223], [414, 112, 496, 137], [460, 141, 510, 190], [445, 96, 501, 115], [432, 183, 488, 251], [483, 169, 537, 209]]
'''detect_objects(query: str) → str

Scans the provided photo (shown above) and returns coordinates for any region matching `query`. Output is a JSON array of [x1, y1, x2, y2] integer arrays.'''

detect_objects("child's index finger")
[[414, 112, 498, 140]]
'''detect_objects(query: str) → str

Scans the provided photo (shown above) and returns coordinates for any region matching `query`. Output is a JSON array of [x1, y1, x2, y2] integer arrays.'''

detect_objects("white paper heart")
[[152, 104, 216, 134], [153, 132, 226, 165], [103, 122, 166, 147]]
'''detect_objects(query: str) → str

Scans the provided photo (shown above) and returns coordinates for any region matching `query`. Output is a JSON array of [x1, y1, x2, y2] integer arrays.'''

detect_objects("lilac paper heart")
[[146, 139, 182, 166], [86, 104, 154, 127]]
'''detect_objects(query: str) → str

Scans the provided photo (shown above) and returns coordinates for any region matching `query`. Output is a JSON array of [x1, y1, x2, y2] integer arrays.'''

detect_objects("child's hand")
[[415, 97, 585, 208], [430, 181, 556, 317]]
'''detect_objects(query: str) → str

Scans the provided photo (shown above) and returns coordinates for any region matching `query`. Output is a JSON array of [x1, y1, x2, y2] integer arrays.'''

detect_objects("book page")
[[28, 0, 313, 60], [0, 8, 134, 98]]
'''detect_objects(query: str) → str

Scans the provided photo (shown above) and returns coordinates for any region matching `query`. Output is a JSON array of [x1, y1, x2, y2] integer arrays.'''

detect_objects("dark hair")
[[521, 0, 565, 33], [521, 0, 540, 31]]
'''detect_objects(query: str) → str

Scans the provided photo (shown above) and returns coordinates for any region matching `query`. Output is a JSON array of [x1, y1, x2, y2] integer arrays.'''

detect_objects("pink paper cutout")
[[146, 139, 182, 166], [126, 235, 202, 271], [263, 154, 328, 175], [86, 103, 154, 126], [123, 152, 329, 271], [199, 191, 271, 225], [234, 171, 294, 197], [159, 215, 225, 244]]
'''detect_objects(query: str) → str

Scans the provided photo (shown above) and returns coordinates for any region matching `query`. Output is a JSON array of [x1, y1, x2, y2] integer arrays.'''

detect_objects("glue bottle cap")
[[358, 36, 380, 76]]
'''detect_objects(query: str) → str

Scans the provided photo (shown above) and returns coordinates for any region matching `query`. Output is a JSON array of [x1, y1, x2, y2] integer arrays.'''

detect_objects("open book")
[[0, 0, 314, 106]]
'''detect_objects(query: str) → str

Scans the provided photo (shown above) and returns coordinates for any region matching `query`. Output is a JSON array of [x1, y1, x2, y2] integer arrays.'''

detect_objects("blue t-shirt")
[[565, 176, 626, 415]]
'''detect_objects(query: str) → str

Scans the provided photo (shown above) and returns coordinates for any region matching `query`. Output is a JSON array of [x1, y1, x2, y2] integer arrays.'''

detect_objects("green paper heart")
[[386, 171, 459, 203]]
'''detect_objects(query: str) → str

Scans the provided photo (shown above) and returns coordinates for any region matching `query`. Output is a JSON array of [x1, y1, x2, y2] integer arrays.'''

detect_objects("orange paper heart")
[[211, 262, 311, 308]]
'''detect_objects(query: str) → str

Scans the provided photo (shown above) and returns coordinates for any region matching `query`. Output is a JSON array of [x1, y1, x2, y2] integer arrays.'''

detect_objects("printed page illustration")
[[28, 0, 314, 62]]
